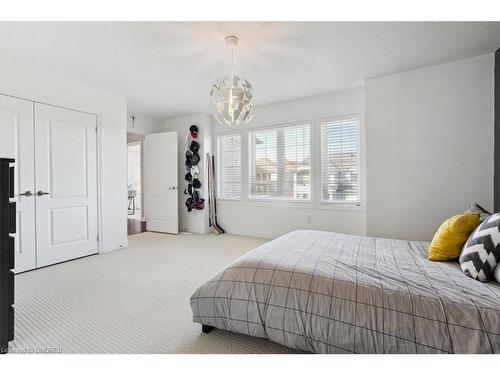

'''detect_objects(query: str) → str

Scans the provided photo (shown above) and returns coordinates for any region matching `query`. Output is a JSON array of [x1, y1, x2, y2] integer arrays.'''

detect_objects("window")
[[320, 117, 360, 205], [217, 134, 241, 200], [248, 123, 311, 201]]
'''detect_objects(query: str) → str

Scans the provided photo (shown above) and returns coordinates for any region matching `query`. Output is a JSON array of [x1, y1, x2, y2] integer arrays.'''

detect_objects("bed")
[[190, 230, 500, 353]]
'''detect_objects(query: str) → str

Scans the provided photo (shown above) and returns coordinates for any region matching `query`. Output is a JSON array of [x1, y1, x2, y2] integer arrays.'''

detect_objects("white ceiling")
[[1, 22, 499, 119]]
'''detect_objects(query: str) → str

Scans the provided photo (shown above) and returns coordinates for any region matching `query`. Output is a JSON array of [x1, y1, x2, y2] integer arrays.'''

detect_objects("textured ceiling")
[[1, 21, 499, 119]]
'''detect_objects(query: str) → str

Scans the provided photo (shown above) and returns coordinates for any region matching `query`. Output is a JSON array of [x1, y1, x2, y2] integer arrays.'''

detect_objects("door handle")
[[19, 190, 33, 197], [168, 186, 177, 190], [37, 191, 50, 196]]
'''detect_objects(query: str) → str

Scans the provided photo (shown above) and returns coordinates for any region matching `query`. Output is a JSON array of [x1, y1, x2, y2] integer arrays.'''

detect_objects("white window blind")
[[217, 134, 241, 200], [248, 124, 311, 201], [320, 117, 360, 205]]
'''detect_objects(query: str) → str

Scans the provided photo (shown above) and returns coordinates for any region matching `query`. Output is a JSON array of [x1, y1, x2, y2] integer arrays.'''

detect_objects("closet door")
[[34, 103, 98, 267], [0, 95, 36, 273]]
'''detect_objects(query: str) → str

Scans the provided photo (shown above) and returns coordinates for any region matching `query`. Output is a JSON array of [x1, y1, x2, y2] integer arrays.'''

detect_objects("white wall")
[[366, 53, 494, 241], [127, 114, 163, 133], [0, 60, 128, 252], [162, 113, 213, 234], [213, 88, 367, 239]]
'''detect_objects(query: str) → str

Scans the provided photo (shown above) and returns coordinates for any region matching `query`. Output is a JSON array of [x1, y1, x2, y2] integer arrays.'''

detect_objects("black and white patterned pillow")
[[467, 202, 491, 222], [495, 264, 500, 284], [460, 212, 500, 282]]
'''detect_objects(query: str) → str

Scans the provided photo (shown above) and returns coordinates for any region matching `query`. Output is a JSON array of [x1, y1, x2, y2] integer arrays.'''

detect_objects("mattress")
[[190, 230, 500, 353]]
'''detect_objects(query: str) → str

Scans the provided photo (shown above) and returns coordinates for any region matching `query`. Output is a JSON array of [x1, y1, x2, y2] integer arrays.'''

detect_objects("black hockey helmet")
[[189, 152, 200, 166], [189, 140, 200, 153], [185, 197, 193, 212]]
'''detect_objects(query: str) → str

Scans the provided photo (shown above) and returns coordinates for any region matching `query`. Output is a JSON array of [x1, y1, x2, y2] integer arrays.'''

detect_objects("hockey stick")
[[208, 154, 223, 234], [206, 153, 212, 228], [211, 156, 224, 234], [211, 155, 225, 234]]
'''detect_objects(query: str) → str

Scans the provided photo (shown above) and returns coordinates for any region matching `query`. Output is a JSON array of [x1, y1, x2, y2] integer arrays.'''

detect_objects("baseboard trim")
[[219, 226, 276, 240], [100, 240, 128, 254]]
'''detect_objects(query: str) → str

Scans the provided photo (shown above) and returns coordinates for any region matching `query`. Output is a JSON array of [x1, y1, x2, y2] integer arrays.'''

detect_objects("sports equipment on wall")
[[207, 153, 224, 234], [184, 126, 204, 212]]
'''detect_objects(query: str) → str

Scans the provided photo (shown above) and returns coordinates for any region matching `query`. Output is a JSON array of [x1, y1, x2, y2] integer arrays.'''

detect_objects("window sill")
[[216, 198, 365, 212], [318, 202, 365, 212]]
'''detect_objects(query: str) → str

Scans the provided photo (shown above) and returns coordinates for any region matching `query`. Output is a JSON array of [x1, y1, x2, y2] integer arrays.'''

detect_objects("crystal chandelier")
[[210, 36, 254, 128]]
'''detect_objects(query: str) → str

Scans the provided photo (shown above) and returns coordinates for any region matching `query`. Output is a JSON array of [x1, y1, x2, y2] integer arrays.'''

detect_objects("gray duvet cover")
[[190, 230, 500, 353]]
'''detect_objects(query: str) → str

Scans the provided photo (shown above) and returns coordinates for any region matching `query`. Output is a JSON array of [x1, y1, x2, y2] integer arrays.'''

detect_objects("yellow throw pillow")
[[428, 212, 480, 261]]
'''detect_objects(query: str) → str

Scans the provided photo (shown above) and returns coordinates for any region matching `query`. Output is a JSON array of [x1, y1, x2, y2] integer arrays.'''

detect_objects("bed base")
[[202, 324, 215, 334]]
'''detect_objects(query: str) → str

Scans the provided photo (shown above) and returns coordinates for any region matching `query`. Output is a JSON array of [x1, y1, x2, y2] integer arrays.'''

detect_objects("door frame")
[[127, 128, 149, 223], [127, 139, 145, 221], [0, 87, 104, 254]]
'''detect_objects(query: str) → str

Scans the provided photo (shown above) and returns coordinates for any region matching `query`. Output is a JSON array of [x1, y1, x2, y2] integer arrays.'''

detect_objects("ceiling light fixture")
[[210, 36, 254, 128]]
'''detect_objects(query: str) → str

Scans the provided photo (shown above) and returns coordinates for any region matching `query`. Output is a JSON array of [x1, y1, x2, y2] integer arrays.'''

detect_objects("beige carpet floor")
[[10, 232, 300, 354]]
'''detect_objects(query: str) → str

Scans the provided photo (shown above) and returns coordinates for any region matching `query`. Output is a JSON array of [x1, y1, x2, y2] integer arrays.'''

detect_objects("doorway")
[[127, 132, 146, 235]]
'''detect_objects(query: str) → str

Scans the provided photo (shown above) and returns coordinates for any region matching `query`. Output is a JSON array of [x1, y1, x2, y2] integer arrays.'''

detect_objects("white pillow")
[[495, 264, 500, 284]]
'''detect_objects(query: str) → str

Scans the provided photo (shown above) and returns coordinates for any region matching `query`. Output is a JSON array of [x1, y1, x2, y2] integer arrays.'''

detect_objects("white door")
[[0, 95, 36, 273], [146, 131, 178, 234], [34, 103, 98, 267]]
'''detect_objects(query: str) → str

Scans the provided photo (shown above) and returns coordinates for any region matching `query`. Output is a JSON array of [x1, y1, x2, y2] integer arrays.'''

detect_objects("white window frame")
[[247, 121, 313, 205], [215, 131, 243, 201], [317, 114, 362, 208], [214, 113, 364, 211]]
